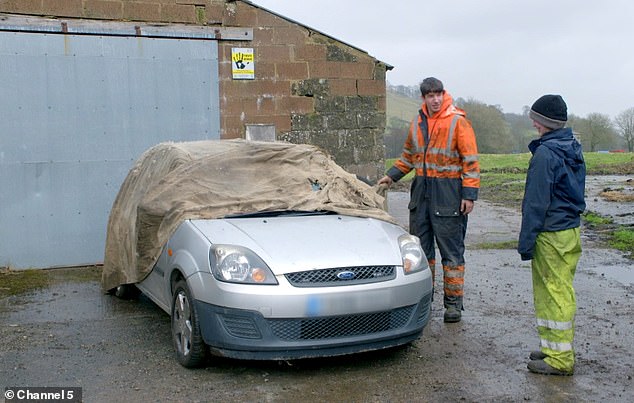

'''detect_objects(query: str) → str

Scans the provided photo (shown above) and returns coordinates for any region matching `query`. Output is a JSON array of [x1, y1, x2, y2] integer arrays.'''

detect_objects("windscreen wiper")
[[224, 210, 335, 219]]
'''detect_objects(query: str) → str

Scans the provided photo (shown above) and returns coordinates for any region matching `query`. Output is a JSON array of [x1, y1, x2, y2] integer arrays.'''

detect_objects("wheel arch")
[[169, 269, 186, 296], [167, 248, 202, 296]]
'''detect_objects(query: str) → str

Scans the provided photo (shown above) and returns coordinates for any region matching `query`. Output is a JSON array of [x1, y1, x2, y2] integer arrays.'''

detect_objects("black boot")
[[443, 296, 463, 323], [529, 350, 547, 360], [527, 359, 573, 376], [443, 306, 461, 323]]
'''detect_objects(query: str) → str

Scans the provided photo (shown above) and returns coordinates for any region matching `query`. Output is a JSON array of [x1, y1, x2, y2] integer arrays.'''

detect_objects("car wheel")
[[171, 280, 207, 368], [111, 284, 140, 300]]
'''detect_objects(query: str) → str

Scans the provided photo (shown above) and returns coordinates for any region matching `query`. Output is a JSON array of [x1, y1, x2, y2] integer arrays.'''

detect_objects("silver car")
[[105, 140, 432, 367], [118, 211, 431, 367]]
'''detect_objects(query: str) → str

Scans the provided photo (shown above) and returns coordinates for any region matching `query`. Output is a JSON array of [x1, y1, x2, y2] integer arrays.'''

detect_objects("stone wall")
[[0, 0, 388, 180]]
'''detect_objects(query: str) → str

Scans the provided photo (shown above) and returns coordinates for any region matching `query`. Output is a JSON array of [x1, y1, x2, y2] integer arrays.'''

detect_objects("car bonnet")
[[190, 214, 405, 275]]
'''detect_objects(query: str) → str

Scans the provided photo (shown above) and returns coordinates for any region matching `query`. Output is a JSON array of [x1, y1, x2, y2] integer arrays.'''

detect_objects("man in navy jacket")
[[518, 94, 586, 376]]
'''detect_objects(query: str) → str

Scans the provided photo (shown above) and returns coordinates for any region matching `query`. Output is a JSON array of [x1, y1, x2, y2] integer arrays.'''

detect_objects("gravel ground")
[[0, 176, 632, 402]]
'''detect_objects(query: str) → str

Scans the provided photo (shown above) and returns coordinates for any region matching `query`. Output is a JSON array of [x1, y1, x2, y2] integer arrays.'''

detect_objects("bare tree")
[[614, 107, 634, 152], [571, 113, 616, 152]]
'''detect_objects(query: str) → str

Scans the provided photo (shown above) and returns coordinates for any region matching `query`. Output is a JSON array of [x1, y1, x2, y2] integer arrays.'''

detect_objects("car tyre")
[[111, 284, 141, 300], [171, 280, 207, 368]]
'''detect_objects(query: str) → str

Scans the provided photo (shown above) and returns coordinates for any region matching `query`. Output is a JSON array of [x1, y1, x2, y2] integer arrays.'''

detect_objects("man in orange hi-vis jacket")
[[378, 77, 480, 323]]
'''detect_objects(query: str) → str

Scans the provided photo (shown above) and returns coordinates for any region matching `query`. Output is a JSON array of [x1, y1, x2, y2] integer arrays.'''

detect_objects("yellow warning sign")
[[232, 48, 254, 80]]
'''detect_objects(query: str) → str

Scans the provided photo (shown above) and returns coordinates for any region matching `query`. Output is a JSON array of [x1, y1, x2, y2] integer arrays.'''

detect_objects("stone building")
[[1, 0, 389, 179], [0, 0, 391, 268]]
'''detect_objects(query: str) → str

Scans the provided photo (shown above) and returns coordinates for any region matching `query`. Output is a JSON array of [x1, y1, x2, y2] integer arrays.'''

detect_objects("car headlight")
[[398, 234, 426, 274], [209, 245, 278, 284]]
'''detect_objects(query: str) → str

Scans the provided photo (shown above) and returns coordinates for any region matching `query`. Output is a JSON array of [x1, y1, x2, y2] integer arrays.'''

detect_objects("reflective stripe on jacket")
[[387, 92, 480, 209]]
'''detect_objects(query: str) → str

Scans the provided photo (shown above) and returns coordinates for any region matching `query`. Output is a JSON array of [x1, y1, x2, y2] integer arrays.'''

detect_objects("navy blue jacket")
[[518, 128, 586, 261]]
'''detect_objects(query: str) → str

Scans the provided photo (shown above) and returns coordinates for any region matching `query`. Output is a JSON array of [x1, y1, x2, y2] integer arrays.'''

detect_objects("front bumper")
[[195, 292, 432, 360]]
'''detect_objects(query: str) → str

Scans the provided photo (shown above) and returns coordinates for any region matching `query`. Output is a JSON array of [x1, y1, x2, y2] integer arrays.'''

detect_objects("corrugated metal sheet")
[[0, 31, 220, 268]]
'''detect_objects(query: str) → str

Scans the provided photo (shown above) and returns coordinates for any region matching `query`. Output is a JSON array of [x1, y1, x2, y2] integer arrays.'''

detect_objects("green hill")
[[386, 90, 420, 126]]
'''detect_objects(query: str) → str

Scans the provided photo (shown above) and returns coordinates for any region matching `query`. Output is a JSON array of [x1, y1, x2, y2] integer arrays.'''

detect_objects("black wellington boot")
[[443, 295, 463, 323]]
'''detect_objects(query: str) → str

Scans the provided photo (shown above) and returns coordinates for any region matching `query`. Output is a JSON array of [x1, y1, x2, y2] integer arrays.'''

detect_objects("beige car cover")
[[101, 139, 393, 292]]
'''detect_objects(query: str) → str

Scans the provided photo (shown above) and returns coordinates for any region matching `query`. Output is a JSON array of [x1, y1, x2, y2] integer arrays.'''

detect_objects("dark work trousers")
[[409, 197, 467, 266], [409, 196, 468, 308]]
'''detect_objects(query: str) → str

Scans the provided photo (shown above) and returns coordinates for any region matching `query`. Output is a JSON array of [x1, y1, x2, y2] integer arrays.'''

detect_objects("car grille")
[[268, 305, 415, 340], [285, 265, 396, 287]]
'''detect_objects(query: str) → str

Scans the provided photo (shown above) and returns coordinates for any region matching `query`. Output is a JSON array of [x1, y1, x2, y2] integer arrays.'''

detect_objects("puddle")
[[0, 278, 161, 324], [585, 175, 634, 225], [585, 265, 634, 286]]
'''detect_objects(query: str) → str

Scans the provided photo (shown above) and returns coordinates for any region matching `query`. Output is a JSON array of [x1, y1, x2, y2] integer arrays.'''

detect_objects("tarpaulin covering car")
[[102, 139, 432, 366]]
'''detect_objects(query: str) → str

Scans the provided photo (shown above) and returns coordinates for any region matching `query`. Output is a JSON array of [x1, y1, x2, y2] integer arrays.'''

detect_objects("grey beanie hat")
[[529, 94, 567, 130]]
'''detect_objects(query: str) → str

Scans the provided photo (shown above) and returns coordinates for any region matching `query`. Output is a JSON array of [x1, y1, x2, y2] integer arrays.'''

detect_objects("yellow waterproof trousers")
[[532, 227, 581, 372]]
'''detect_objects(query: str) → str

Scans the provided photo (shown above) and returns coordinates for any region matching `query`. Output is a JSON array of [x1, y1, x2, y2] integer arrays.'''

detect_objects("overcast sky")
[[253, 0, 634, 119]]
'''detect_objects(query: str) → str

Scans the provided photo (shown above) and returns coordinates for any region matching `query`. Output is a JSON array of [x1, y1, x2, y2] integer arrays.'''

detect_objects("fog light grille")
[[285, 266, 395, 287], [220, 315, 261, 339], [268, 305, 415, 340], [416, 295, 432, 325]]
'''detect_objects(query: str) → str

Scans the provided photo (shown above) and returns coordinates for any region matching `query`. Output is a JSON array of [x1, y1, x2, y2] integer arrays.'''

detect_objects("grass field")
[[479, 151, 634, 173], [385, 152, 634, 256], [386, 152, 634, 204]]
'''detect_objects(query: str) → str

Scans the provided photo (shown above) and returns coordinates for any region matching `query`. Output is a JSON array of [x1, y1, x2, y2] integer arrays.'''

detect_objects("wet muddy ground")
[[1, 176, 633, 402]]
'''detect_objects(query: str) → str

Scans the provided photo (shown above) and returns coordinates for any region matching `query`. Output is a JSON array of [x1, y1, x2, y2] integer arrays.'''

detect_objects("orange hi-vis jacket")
[[387, 92, 480, 211]]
